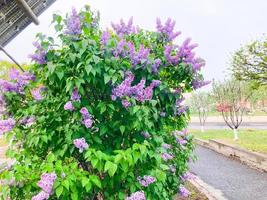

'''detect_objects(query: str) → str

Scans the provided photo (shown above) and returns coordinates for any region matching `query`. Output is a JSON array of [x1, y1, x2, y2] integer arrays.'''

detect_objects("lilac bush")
[[0, 6, 206, 200]]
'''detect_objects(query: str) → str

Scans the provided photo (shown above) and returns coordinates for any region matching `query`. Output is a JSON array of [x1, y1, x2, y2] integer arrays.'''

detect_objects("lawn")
[[190, 129, 267, 154]]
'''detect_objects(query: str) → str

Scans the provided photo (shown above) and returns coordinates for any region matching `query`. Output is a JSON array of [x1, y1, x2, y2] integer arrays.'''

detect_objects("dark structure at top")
[[0, 0, 56, 47]]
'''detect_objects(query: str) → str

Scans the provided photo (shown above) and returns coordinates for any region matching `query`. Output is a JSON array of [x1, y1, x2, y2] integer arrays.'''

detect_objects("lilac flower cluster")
[[137, 175, 156, 187], [162, 143, 172, 150], [175, 97, 188, 116], [100, 30, 111, 46], [112, 72, 160, 108], [161, 152, 174, 161], [31, 87, 45, 101], [192, 79, 211, 90], [111, 17, 139, 36], [71, 88, 81, 102], [32, 173, 57, 200], [141, 131, 151, 138], [73, 138, 89, 153], [80, 107, 94, 128], [173, 129, 188, 146], [64, 101, 74, 111], [28, 42, 47, 65], [151, 58, 161, 73], [0, 68, 35, 94], [113, 39, 128, 58], [128, 42, 150, 67], [181, 172, 195, 181], [156, 18, 181, 42], [179, 185, 190, 197], [20, 116, 35, 127], [126, 191, 146, 200], [65, 8, 81, 35], [0, 118, 15, 135], [164, 38, 205, 73]]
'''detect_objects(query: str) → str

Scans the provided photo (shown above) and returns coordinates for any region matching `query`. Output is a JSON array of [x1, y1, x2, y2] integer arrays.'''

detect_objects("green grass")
[[190, 129, 267, 154]]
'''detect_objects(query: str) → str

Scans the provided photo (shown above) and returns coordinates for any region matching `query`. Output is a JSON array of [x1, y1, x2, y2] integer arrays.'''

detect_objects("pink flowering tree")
[[0, 6, 205, 200]]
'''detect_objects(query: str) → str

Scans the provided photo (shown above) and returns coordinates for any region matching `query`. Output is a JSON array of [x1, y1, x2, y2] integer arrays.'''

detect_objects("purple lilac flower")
[[181, 172, 195, 181], [141, 131, 150, 138], [0, 80, 19, 93], [162, 143, 172, 150], [152, 58, 161, 73], [169, 165, 176, 173], [32, 191, 50, 200], [71, 88, 81, 102], [121, 99, 131, 108], [80, 107, 94, 128], [31, 87, 44, 101], [179, 185, 190, 197], [28, 42, 47, 65], [128, 43, 150, 67], [175, 97, 185, 107], [176, 106, 189, 116], [100, 30, 110, 46], [20, 116, 35, 127], [64, 101, 74, 111], [32, 172, 57, 200], [126, 191, 146, 200], [111, 17, 138, 36], [164, 45, 179, 65], [161, 153, 174, 161], [173, 129, 188, 137], [0, 118, 15, 134], [137, 175, 156, 187], [65, 8, 81, 35], [192, 79, 211, 90], [73, 138, 89, 153], [177, 138, 188, 145], [9, 68, 20, 80], [156, 18, 181, 41]]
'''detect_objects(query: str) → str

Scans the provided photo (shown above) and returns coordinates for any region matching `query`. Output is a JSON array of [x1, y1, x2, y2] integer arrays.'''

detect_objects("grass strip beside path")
[[190, 129, 267, 154]]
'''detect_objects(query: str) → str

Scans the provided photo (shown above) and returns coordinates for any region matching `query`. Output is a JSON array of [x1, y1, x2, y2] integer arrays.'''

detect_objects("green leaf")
[[62, 180, 69, 191], [85, 65, 92, 75], [85, 182, 92, 192], [82, 177, 89, 187], [90, 175, 102, 188], [56, 70, 64, 80], [104, 161, 118, 177], [119, 126, 125, 134], [104, 74, 111, 84], [56, 186, 63, 198], [71, 192, 78, 200]]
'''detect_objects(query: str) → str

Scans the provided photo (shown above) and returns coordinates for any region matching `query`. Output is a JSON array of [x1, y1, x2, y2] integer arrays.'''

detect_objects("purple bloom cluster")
[[71, 88, 81, 102], [0, 68, 35, 94], [156, 18, 181, 41], [100, 30, 110, 46], [179, 185, 190, 197], [64, 101, 74, 111], [128, 42, 150, 67], [161, 152, 174, 161], [80, 107, 94, 128], [141, 131, 151, 138], [112, 72, 160, 107], [181, 172, 195, 181], [176, 105, 189, 116], [65, 8, 81, 35], [31, 87, 44, 101], [173, 129, 188, 146], [137, 175, 156, 187], [192, 79, 211, 90], [111, 17, 139, 36], [162, 143, 172, 150], [20, 116, 35, 127], [32, 172, 57, 200], [73, 137, 89, 153], [28, 42, 47, 65], [126, 191, 146, 200], [0, 118, 15, 135], [113, 39, 128, 58], [152, 58, 161, 73]]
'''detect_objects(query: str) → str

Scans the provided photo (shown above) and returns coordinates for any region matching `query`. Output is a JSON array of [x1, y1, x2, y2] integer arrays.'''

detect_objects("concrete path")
[[189, 122, 267, 130], [190, 146, 267, 200]]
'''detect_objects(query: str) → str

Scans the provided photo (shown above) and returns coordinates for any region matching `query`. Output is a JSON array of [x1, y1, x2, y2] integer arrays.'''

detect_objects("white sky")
[[0, 0, 266, 83]]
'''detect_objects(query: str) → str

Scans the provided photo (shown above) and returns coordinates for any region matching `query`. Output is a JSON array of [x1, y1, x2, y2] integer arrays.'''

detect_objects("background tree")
[[212, 79, 252, 140], [231, 36, 267, 86], [188, 91, 211, 132]]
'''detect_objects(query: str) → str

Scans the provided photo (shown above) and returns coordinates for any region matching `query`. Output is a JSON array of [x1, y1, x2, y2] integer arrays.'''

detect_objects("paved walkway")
[[190, 146, 267, 200]]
